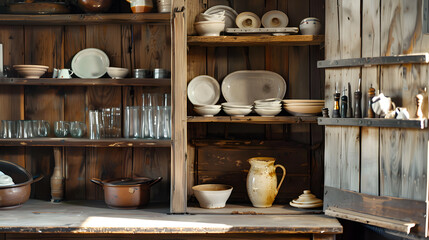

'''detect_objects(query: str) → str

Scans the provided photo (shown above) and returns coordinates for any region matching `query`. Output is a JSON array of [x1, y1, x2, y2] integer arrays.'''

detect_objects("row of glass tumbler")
[[0, 120, 86, 139]]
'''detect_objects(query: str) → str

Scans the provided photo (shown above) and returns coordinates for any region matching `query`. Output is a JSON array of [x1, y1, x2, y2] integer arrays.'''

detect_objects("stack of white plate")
[[254, 98, 282, 117], [204, 5, 238, 30], [221, 102, 252, 117], [13, 65, 49, 79], [193, 104, 221, 117], [282, 99, 325, 116]]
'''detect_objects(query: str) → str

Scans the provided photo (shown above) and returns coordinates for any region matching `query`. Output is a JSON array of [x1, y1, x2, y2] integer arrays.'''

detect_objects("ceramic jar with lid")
[[299, 17, 322, 35]]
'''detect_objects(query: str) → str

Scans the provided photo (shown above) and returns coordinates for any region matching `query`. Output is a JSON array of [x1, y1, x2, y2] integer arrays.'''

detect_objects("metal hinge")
[[202, 0, 208, 9]]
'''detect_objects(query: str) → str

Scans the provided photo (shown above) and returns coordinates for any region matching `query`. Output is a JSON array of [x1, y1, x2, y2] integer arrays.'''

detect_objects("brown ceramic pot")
[[78, 0, 113, 13], [0, 160, 43, 209], [91, 176, 162, 209]]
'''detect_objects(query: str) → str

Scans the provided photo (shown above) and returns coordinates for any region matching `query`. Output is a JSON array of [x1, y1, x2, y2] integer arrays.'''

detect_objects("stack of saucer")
[[282, 99, 325, 116], [254, 98, 282, 117], [193, 104, 221, 117], [289, 190, 323, 209], [221, 102, 252, 116]]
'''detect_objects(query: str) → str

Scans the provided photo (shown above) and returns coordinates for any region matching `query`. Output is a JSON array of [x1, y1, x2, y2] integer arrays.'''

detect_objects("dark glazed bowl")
[[78, 0, 113, 13]]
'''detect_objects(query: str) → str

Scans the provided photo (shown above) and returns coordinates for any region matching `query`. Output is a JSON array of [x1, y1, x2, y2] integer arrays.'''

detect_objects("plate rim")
[[221, 70, 287, 105], [187, 75, 220, 105], [71, 48, 110, 79]]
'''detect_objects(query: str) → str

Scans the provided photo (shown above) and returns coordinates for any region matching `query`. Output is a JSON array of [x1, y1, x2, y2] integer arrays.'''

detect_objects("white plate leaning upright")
[[187, 75, 220, 105], [71, 48, 110, 79]]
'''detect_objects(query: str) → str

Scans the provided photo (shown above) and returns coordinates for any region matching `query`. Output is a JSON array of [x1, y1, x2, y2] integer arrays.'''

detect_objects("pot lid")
[[289, 190, 323, 208], [102, 177, 155, 186]]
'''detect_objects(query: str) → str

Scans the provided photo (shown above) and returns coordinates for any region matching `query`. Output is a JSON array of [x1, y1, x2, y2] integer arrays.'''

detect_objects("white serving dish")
[[193, 107, 221, 117], [223, 107, 252, 116], [255, 102, 282, 107], [192, 184, 233, 209], [261, 10, 289, 28], [222, 70, 286, 105], [299, 17, 322, 35], [282, 99, 325, 104], [15, 69, 47, 78], [284, 105, 323, 116], [71, 48, 110, 79], [106, 67, 129, 79], [236, 12, 261, 29], [194, 21, 225, 36], [204, 5, 238, 30], [187, 75, 220, 105], [254, 108, 282, 117], [13, 64, 49, 69]]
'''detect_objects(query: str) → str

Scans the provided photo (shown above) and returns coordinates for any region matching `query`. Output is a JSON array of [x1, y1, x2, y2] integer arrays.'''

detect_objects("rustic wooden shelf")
[[187, 35, 324, 46], [187, 203, 323, 215], [0, 13, 170, 25], [0, 199, 342, 235], [0, 138, 171, 147], [317, 117, 428, 129], [0, 77, 171, 86], [187, 116, 319, 124]]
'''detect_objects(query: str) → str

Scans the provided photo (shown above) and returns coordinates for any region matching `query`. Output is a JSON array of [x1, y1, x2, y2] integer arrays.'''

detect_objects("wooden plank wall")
[[324, 0, 429, 202], [0, 23, 171, 203], [186, 0, 325, 203]]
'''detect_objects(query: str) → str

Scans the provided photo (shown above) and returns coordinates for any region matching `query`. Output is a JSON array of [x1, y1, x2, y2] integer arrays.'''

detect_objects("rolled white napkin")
[[0, 171, 14, 186]]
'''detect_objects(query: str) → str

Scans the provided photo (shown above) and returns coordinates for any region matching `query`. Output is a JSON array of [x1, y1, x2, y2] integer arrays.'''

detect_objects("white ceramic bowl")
[[194, 104, 222, 109], [299, 17, 322, 35], [194, 107, 221, 117], [107, 67, 129, 79], [284, 105, 323, 116], [15, 68, 47, 78], [254, 108, 282, 117], [192, 184, 233, 209], [194, 21, 225, 36], [221, 102, 252, 108], [223, 107, 252, 116]]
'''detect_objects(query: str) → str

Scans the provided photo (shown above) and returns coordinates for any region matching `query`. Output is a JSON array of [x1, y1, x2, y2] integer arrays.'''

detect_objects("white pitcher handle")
[[68, 69, 74, 75], [274, 164, 286, 193]]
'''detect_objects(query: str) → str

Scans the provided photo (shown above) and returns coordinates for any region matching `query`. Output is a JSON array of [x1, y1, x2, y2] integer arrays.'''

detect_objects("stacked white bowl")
[[193, 104, 221, 117], [282, 99, 325, 116], [221, 102, 252, 116], [254, 98, 282, 117], [194, 11, 226, 36]]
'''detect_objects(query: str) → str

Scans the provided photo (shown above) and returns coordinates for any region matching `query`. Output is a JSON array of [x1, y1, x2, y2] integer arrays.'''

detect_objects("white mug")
[[372, 93, 395, 116], [58, 69, 73, 79]]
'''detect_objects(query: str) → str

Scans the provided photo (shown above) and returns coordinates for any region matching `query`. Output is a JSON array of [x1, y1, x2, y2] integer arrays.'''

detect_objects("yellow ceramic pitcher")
[[246, 157, 286, 208]]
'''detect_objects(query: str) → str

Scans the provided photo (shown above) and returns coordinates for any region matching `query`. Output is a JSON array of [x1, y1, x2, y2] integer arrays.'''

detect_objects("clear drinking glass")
[[101, 108, 112, 138], [34, 120, 50, 137], [16, 120, 32, 138], [111, 107, 121, 138], [70, 121, 87, 138], [3, 120, 16, 138], [89, 110, 101, 139], [54, 121, 70, 138], [124, 106, 141, 138]]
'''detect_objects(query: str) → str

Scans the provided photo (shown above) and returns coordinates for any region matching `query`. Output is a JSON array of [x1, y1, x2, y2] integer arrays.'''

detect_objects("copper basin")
[[0, 160, 43, 209]]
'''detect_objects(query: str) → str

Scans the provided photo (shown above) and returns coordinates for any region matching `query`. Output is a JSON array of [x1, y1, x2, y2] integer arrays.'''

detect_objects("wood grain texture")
[[64, 147, 86, 200], [171, 10, 187, 213], [0, 26, 24, 121], [324, 126, 341, 188], [133, 148, 171, 203], [360, 0, 381, 196]]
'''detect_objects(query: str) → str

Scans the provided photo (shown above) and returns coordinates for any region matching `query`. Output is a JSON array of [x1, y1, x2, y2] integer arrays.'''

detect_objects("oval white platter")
[[221, 70, 286, 105], [187, 75, 220, 105], [72, 48, 110, 79]]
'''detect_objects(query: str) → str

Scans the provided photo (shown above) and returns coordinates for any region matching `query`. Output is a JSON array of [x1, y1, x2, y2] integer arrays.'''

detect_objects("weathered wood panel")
[[379, 0, 428, 201], [133, 148, 171, 203], [360, 0, 381, 196]]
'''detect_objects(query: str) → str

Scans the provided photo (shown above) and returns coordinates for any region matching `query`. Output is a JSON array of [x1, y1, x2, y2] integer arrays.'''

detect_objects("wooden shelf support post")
[[51, 147, 65, 202]]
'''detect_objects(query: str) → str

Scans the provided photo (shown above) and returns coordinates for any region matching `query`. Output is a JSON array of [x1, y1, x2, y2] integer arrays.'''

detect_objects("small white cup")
[[58, 69, 73, 79]]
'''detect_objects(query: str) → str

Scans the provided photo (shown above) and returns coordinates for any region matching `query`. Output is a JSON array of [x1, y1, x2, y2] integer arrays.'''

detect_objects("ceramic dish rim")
[[71, 48, 110, 79]]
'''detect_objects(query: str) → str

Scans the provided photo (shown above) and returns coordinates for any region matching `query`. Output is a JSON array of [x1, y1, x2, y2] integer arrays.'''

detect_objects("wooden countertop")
[[0, 200, 342, 235]]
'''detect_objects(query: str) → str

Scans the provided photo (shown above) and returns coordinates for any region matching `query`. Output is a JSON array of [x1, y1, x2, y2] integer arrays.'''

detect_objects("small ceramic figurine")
[[415, 93, 424, 119]]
